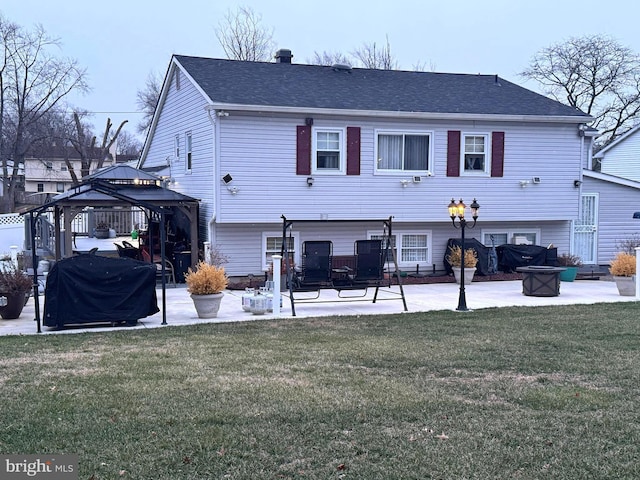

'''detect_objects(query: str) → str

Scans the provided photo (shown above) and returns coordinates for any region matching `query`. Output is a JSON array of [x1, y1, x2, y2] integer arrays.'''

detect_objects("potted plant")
[[94, 221, 110, 239], [609, 252, 636, 296], [557, 253, 582, 282], [184, 260, 228, 318], [0, 261, 33, 319], [446, 245, 478, 285]]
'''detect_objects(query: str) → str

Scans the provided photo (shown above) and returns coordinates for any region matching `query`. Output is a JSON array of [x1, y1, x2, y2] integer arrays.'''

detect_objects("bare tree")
[[352, 35, 398, 70], [0, 17, 87, 212], [69, 113, 127, 183], [116, 130, 143, 157], [136, 71, 161, 134], [521, 34, 640, 145], [215, 6, 275, 62], [308, 51, 353, 66]]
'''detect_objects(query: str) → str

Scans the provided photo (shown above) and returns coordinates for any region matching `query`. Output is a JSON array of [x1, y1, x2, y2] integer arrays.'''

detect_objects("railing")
[[73, 208, 148, 237]]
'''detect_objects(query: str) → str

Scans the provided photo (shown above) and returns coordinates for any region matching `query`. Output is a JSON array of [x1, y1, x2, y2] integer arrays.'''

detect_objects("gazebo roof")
[[83, 164, 161, 183]]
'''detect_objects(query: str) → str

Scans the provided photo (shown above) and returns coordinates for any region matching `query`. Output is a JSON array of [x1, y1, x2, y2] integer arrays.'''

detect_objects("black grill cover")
[[44, 254, 159, 327], [496, 244, 558, 273]]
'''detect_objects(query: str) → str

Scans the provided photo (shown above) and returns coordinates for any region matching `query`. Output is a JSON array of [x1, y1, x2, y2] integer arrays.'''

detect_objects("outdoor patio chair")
[[350, 239, 385, 286], [294, 240, 333, 289], [141, 249, 176, 287], [115, 243, 142, 261]]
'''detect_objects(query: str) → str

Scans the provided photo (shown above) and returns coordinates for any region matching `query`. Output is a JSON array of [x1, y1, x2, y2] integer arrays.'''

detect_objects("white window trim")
[[460, 132, 490, 176], [367, 229, 432, 268], [185, 131, 192, 174], [481, 229, 541, 246], [262, 231, 300, 271], [374, 129, 433, 176], [311, 127, 346, 175], [174, 134, 181, 161]]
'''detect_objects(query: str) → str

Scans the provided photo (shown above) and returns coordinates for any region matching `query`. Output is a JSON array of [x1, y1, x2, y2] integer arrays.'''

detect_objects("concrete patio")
[[1, 278, 637, 336]]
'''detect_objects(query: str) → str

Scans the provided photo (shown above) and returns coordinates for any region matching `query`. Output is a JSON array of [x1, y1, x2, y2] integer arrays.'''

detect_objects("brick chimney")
[[275, 49, 293, 64]]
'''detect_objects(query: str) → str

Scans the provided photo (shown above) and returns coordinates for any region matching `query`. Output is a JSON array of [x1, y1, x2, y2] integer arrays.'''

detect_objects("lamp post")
[[448, 198, 480, 311]]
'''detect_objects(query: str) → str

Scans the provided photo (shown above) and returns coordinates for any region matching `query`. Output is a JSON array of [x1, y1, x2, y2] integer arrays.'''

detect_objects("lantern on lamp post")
[[448, 198, 480, 311]]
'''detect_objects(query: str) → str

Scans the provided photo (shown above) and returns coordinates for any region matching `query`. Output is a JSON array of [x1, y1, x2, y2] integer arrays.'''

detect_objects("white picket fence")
[[0, 213, 25, 257]]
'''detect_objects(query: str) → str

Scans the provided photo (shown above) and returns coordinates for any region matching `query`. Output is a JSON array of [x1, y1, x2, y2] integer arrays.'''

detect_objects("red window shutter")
[[296, 126, 311, 175], [491, 131, 505, 177], [346, 127, 361, 175], [447, 130, 461, 177]]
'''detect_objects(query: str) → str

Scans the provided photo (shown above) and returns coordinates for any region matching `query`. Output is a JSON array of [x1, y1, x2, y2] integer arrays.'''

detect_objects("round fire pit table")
[[516, 266, 566, 297]]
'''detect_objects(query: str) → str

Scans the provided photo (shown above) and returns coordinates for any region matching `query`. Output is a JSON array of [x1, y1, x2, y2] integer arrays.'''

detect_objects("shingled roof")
[[174, 54, 589, 119]]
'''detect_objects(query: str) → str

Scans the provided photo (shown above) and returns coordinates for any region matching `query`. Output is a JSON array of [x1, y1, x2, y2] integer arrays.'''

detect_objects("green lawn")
[[1, 302, 639, 479]]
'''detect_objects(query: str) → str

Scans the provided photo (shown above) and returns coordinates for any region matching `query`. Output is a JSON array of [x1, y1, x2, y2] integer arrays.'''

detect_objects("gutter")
[[204, 104, 592, 124]]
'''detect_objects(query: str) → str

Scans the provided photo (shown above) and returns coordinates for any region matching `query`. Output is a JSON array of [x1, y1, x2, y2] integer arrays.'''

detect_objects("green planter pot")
[[559, 266, 578, 282]]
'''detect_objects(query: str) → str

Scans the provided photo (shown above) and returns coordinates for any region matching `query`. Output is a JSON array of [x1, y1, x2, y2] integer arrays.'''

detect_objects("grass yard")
[[1, 302, 639, 479]]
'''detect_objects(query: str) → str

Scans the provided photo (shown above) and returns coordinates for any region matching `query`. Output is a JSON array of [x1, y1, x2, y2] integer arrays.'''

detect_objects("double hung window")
[[376, 131, 431, 173], [369, 231, 431, 267], [313, 128, 344, 173], [462, 134, 489, 174], [185, 132, 192, 172], [263, 232, 299, 271]]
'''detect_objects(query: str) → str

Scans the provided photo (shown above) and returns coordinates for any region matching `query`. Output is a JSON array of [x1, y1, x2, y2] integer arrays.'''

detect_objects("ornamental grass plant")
[[184, 260, 228, 294], [446, 245, 479, 268], [609, 252, 636, 277]]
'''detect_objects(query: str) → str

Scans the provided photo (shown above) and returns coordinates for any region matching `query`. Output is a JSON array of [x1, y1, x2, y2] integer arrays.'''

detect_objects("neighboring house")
[[576, 125, 640, 265], [578, 171, 640, 265], [139, 49, 593, 277], [593, 124, 640, 181], [23, 144, 118, 202]]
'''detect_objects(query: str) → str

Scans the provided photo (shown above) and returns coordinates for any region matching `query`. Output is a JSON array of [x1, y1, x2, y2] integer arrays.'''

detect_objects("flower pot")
[[613, 276, 636, 296], [0, 291, 29, 320], [559, 266, 578, 282], [451, 267, 476, 285], [94, 228, 110, 239], [190, 292, 224, 318]]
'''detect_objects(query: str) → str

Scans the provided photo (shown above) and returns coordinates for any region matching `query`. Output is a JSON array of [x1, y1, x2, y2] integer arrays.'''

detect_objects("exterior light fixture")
[[448, 198, 480, 311], [306, 177, 314, 187]]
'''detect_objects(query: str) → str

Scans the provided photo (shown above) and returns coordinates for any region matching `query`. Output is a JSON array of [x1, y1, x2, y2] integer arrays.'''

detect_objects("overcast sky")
[[2, 0, 640, 140]]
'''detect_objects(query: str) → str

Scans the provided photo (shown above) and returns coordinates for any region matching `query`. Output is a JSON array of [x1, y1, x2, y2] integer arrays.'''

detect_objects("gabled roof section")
[[583, 169, 640, 189], [174, 54, 590, 120], [593, 123, 640, 158]]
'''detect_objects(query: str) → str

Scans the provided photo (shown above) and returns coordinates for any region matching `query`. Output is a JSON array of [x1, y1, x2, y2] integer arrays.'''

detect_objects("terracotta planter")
[[451, 267, 476, 285], [190, 292, 224, 318], [0, 291, 29, 320], [613, 276, 636, 296]]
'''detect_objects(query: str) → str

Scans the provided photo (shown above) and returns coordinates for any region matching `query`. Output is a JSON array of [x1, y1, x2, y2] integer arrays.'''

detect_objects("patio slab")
[[1, 279, 637, 336]]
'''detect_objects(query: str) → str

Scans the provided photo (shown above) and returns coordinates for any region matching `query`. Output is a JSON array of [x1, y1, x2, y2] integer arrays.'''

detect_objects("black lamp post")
[[448, 198, 480, 311]]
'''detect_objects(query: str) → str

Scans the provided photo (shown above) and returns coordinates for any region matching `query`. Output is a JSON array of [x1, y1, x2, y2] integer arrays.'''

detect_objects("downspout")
[[205, 106, 220, 251]]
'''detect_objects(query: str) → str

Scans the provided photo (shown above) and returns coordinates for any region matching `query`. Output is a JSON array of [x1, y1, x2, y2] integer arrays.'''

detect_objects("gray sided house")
[[581, 125, 640, 265], [580, 171, 640, 265], [139, 49, 592, 277]]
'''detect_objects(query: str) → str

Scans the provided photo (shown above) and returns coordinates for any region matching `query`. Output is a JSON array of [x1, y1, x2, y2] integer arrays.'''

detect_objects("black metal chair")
[[295, 240, 333, 289], [351, 239, 384, 286]]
